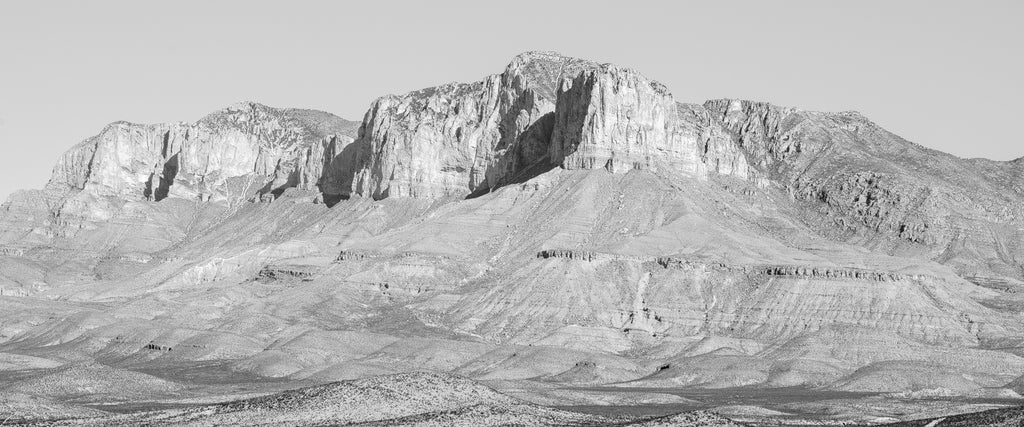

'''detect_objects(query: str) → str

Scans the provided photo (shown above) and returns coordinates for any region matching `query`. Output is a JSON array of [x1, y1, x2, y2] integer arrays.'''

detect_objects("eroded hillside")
[[1, 51, 1022, 425]]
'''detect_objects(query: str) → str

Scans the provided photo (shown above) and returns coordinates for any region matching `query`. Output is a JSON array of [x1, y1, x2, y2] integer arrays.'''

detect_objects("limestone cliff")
[[676, 103, 751, 180], [347, 52, 752, 199], [348, 52, 599, 199], [3, 52, 1024, 413], [19, 51, 1022, 282], [11, 52, 1024, 283], [47, 102, 359, 203], [41, 54, 754, 205], [549, 65, 702, 175]]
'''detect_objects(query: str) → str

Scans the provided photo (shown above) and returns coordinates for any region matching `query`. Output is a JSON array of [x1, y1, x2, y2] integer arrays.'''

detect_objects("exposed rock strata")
[[549, 65, 702, 174], [347, 52, 752, 199], [2, 51, 1024, 420], [0, 247, 25, 256], [757, 266, 922, 282], [47, 102, 359, 204], [347, 53, 594, 199], [336, 249, 378, 261], [255, 264, 319, 282], [703, 98, 1024, 280], [32, 53, 757, 206], [539, 250, 928, 282], [536, 249, 598, 261]]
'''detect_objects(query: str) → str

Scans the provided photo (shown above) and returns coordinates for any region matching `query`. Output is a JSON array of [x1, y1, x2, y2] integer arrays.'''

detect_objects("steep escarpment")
[[677, 103, 752, 180], [704, 99, 1024, 280], [3, 51, 1024, 424], [3, 103, 361, 247], [347, 52, 598, 199], [347, 52, 752, 199], [38, 52, 755, 206], [549, 65, 702, 175], [47, 102, 359, 204], [2, 50, 1020, 287]]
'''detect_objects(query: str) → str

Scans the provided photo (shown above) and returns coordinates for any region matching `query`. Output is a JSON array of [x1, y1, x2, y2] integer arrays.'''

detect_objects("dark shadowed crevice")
[[465, 111, 561, 200], [154, 154, 179, 201], [318, 133, 369, 207], [270, 170, 300, 198], [465, 156, 559, 200], [143, 173, 155, 200], [321, 194, 348, 208], [465, 185, 490, 199]]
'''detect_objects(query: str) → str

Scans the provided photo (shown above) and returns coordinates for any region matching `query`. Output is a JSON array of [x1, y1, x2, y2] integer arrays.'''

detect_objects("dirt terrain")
[[1, 52, 1023, 425]]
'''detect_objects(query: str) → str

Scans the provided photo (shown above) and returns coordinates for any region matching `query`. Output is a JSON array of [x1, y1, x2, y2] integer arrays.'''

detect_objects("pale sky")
[[1, 0, 1021, 201]]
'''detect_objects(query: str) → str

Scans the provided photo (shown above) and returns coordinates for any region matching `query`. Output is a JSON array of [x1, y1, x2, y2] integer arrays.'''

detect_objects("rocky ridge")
[[1, 51, 1023, 424], [37, 52, 1019, 284], [347, 51, 751, 199], [47, 102, 360, 206]]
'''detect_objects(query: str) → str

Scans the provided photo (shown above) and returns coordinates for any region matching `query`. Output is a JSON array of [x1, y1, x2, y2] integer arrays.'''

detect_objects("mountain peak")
[[225, 100, 272, 110], [505, 51, 669, 98], [507, 50, 576, 67], [202, 101, 283, 121], [4, 51, 1024, 426]]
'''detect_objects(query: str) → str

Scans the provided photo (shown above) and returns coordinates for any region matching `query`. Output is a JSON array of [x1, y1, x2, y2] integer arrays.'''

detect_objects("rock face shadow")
[[320, 134, 366, 207], [467, 111, 562, 199], [144, 154, 179, 202]]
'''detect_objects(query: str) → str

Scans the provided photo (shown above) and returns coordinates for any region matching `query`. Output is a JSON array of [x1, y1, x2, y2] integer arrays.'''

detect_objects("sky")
[[0, 0, 1021, 201]]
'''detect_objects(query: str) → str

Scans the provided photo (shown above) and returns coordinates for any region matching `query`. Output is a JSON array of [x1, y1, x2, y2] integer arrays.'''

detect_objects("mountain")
[[0, 51, 1022, 424], [48, 102, 359, 203]]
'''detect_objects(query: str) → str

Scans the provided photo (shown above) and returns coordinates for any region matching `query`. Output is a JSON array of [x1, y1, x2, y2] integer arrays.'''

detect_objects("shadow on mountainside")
[[321, 134, 366, 207], [142, 153, 179, 202], [467, 111, 563, 200]]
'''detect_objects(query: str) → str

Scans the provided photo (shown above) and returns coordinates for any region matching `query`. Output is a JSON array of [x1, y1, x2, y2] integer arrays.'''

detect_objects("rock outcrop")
[[701, 98, 1024, 280], [549, 65, 700, 174], [347, 52, 599, 199], [547, 65, 756, 180], [255, 264, 319, 282], [677, 103, 751, 180], [47, 102, 359, 204], [703, 99, 806, 172], [336, 249, 378, 261], [757, 265, 923, 282], [0, 247, 25, 256], [539, 251, 927, 283], [789, 171, 936, 244], [536, 249, 598, 262], [3, 51, 1024, 424], [347, 52, 753, 199], [37, 53, 758, 206]]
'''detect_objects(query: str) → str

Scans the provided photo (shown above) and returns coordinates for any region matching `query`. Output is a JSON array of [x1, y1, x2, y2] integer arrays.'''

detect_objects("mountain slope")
[[0, 51, 1022, 424], [7, 372, 739, 426], [702, 99, 1024, 282]]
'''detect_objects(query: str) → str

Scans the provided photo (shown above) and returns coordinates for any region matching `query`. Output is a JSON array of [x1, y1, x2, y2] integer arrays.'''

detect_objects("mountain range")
[[1, 51, 1022, 425]]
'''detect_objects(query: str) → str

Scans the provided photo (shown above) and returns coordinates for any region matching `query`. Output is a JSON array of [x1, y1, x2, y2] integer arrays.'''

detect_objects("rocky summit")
[[1, 51, 1023, 425]]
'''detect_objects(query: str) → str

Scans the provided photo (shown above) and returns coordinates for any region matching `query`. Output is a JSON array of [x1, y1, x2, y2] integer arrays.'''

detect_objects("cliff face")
[[348, 52, 599, 199], [347, 52, 752, 199], [47, 102, 360, 203], [703, 99, 1024, 279], [41, 53, 754, 204], [677, 103, 751, 180], [4, 51, 1024, 410], [549, 65, 701, 175], [11, 52, 1023, 284], [15, 51, 1022, 283]]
